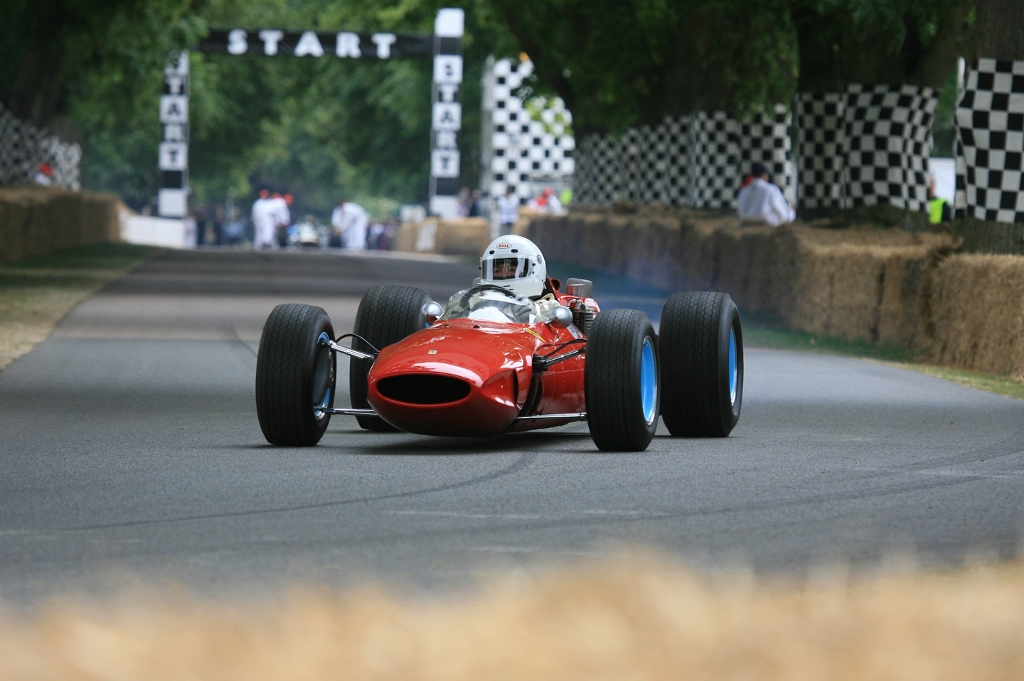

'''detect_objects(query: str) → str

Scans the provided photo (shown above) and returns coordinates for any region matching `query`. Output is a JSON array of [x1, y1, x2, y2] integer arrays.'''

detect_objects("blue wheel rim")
[[728, 328, 738, 406], [640, 337, 657, 424], [313, 332, 333, 420]]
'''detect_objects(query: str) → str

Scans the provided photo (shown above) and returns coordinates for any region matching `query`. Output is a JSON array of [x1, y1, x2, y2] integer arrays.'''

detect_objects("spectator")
[[331, 198, 369, 250], [457, 187, 472, 217], [183, 213, 198, 249], [212, 205, 225, 246], [736, 163, 795, 227], [928, 175, 952, 224], [223, 208, 246, 246], [496, 186, 519, 236], [468, 189, 483, 217], [533, 187, 564, 215], [33, 163, 53, 187], [194, 206, 208, 246], [269, 192, 292, 247], [251, 189, 277, 250]]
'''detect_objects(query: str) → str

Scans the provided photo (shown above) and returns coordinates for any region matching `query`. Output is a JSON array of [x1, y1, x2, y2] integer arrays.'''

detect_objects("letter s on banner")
[[227, 29, 248, 55]]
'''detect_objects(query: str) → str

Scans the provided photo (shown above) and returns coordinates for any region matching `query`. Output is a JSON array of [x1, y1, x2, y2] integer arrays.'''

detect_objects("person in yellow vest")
[[928, 175, 951, 225]]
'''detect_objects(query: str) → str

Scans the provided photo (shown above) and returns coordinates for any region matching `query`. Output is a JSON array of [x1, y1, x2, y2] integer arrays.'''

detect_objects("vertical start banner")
[[158, 51, 189, 217], [429, 8, 464, 218]]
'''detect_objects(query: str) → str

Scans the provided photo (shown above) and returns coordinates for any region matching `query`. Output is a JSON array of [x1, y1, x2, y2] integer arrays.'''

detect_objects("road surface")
[[1, 249, 1022, 604]]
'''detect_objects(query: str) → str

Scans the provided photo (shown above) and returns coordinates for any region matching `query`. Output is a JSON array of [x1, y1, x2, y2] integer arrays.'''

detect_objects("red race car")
[[255, 236, 743, 451]]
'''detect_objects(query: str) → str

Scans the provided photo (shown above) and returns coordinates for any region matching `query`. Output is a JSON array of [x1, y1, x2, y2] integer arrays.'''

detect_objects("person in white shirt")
[[495, 187, 520, 236], [737, 163, 796, 227], [331, 198, 369, 250], [250, 189, 277, 250], [268, 192, 292, 247]]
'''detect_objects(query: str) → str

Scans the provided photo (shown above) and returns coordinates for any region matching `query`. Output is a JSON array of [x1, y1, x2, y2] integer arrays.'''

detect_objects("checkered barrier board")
[[845, 84, 936, 211], [573, 134, 622, 205], [574, 109, 792, 209], [740, 105, 796, 205], [794, 93, 846, 209], [484, 58, 575, 203], [0, 104, 81, 190], [955, 58, 1024, 224], [796, 85, 937, 211]]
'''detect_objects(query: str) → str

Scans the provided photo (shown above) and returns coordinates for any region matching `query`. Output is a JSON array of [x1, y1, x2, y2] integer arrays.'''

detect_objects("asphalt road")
[[1, 248, 1023, 604]]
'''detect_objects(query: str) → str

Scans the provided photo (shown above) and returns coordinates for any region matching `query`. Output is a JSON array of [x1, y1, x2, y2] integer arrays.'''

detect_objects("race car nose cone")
[[365, 324, 533, 436]]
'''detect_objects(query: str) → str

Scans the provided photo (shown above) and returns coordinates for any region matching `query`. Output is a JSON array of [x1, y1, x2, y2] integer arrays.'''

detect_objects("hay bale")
[[930, 254, 1024, 379], [875, 245, 944, 348], [0, 187, 121, 263], [434, 218, 491, 256], [1, 193, 30, 264], [714, 225, 779, 312], [392, 222, 420, 252]]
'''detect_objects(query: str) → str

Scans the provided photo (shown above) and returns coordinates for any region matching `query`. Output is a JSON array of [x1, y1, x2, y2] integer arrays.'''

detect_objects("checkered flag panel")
[[0, 105, 82, 190], [484, 59, 575, 203], [688, 111, 741, 209], [573, 134, 622, 205], [844, 84, 936, 212], [955, 58, 1024, 224], [571, 110, 793, 209], [739, 104, 795, 205], [795, 93, 846, 209], [795, 85, 936, 212]]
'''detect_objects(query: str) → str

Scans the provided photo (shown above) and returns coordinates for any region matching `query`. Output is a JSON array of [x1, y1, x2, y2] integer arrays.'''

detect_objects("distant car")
[[254, 279, 744, 452]]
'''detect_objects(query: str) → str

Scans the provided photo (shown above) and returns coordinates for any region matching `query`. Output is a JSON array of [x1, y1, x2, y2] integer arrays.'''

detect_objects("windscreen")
[[481, 257, 531, 281], [442, 289, 539, 324]]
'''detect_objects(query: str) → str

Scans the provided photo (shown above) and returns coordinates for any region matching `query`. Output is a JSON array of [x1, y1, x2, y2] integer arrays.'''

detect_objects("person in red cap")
[[533, 187, 564, 215], [270, 192, 292, 247], [34, 163, 54, 187]]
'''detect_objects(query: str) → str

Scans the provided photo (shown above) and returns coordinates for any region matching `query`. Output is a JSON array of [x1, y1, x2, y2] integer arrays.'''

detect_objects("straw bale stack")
[[930, 254, 1024, 379], [393, 218, 491, 256], [0, 186, 120, 264], [433, 217, 491, 256]]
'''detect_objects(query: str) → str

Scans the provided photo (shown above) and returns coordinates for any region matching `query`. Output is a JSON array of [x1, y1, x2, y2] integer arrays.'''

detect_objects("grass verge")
[[0, 242, 160, 371]]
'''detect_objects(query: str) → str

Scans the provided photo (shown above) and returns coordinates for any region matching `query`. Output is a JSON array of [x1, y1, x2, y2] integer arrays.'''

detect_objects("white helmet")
[[479, 235, 547, 298]]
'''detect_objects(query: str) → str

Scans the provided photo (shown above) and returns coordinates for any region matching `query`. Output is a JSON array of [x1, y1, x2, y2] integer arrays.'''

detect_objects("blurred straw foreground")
[[2, 553, 1024, 680]]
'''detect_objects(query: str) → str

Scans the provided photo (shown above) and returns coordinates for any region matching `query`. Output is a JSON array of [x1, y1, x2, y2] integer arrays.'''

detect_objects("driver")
[[478, 235, 547, 298]]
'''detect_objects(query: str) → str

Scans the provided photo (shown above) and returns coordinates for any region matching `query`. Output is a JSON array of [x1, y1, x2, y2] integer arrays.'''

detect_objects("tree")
[[0, 0, 202, 130], [792, 0, 973, 93], [974, 0, 1024, 60]]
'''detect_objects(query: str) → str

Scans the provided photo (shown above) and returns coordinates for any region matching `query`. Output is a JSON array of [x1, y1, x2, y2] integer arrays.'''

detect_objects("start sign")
[[158, 8, 464, 219]]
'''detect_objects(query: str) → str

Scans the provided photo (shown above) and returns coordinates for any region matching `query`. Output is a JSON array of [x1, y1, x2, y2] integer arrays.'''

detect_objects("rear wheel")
[[585, 309, 660, 451], [256, 304, 336, 446], [659, 292, 743, 437], [349, 285, 432, 431]]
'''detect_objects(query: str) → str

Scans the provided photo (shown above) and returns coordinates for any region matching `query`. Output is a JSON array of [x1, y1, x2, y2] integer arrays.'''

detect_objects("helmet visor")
[[482, 257, 531, 280]]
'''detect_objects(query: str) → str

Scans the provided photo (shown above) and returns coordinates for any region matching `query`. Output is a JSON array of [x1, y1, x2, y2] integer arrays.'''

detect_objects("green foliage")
[[932, 66, 959, 157], [3, 0, 975, 219]]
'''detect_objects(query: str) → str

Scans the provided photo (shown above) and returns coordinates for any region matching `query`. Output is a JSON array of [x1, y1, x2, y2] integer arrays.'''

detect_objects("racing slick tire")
[[659, 291, 743, 437], [256, 304, 336, 446], [585, 309, 661, 452], [350, 285, 432, 431]]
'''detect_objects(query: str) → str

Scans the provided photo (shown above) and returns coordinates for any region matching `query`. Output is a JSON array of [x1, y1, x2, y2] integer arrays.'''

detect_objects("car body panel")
[[366, 284, 594, 437]]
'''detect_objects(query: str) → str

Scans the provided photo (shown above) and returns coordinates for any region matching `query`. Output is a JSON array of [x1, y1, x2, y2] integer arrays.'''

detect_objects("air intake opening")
[[377, 374, 471, 405]]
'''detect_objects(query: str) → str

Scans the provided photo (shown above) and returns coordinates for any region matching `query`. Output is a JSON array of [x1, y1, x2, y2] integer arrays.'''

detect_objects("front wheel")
[[349, 285, 432, 431], [256, 304, 336, 445], [585, 309, 660, 452], [659, 292, 743, 437]]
